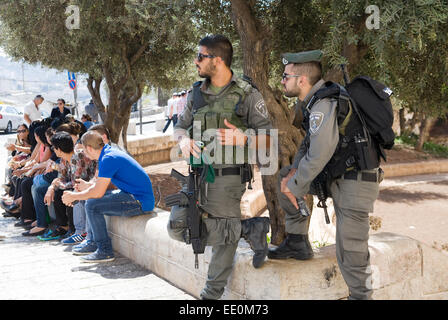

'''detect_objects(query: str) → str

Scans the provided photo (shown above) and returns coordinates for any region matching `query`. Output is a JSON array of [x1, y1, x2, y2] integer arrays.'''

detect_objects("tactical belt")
[[198, 167, 241, 176], [343, 170, 381, 183]]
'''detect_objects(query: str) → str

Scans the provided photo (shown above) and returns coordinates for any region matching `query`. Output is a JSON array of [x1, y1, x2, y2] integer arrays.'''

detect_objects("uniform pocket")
[[340, 210, 370, 253], [167, 205, 188, 243], [224, 184, 246, 200], [203, 216, 241, 246], [333, 178, 379, 213]]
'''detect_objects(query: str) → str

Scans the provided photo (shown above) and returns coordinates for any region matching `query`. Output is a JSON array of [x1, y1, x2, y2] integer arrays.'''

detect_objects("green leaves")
[[0, 0, 198, 89]]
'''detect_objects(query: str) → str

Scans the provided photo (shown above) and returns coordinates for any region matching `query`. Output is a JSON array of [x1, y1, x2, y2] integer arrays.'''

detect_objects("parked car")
[[0, 105, 24, 133]]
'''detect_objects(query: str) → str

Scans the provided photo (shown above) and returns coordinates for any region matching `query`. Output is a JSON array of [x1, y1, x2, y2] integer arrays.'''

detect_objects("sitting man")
[[62, 130, 155, 263]]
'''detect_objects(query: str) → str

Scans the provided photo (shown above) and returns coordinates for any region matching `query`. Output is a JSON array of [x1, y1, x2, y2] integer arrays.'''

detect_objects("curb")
[[382, 159, 448, 178]]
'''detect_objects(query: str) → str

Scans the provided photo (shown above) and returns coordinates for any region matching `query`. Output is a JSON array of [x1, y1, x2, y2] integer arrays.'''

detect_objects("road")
[[371, 172, 448, 249]]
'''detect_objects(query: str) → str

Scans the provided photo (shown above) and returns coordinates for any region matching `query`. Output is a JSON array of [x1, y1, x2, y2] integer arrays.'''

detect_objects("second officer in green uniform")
[[269, 50, 381, 300]]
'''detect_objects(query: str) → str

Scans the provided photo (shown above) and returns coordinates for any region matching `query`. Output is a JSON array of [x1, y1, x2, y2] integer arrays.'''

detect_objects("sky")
[[0, 48, 100, 110]]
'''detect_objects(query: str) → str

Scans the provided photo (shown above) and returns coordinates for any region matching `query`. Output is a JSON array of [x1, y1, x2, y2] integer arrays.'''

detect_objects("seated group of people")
[[2, 112, 155, 263]]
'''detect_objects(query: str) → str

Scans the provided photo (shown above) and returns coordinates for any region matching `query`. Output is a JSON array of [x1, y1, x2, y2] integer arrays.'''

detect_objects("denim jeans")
[[85, 189, 151, 254], [73, 200, 87, 235], [31, 174, 51, 228]]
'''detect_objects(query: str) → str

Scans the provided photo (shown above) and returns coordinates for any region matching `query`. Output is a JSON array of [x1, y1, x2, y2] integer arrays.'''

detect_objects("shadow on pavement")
[[378, 187, 448, 204], [428, 180, 448, 186], [70, 255, 152, 280]]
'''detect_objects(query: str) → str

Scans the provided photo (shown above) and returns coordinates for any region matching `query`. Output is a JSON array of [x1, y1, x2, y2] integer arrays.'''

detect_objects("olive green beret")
[[281, 50, 323, 65]]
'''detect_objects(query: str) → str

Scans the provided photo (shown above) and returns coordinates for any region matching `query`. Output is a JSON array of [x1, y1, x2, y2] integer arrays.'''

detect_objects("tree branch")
[[87, 76, 105, 110]]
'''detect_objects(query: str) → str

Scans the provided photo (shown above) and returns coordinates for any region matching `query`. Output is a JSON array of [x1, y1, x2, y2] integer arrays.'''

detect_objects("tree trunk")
[[87, 76, 107, 123], [158, 87, 170, 107], [89, 44, 147, 144], [416, 116, 435, 152], [88, 75, 143, 146], [230, 0, 306, 245], [408, 112, 421, 134], [399, 108, 406, 135], [107, 82, 144, 146]]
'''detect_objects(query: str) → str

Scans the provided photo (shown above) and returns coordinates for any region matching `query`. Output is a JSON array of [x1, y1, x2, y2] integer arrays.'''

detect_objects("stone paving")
[[0, 214, 195, 300]]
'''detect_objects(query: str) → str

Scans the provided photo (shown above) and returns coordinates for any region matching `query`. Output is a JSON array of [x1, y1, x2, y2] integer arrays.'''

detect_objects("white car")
[[0, 105, 24, 133]]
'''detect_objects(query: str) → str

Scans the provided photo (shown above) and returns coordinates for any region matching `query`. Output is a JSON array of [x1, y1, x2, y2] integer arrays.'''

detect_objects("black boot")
[[241, 217, 270, 269], [267, 234, 314, 260]]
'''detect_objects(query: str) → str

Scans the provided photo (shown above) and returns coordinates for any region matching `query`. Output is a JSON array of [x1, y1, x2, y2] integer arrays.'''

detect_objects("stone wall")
[[128, 135, 177, 167], [107, 210, 448, 300]]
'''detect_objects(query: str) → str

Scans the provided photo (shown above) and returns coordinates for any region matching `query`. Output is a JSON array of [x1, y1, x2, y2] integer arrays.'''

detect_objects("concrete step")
[[106, 209, 448, 300]]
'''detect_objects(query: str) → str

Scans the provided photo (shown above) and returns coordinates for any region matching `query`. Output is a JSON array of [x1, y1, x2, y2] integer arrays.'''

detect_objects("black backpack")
[[304, 73, 395, 179], [345, 75, 395, 160]]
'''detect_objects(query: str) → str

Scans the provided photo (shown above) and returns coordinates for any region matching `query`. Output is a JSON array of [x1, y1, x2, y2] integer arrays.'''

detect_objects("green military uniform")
[[168, 72, 272, 300], [275, 50, 381, 300]]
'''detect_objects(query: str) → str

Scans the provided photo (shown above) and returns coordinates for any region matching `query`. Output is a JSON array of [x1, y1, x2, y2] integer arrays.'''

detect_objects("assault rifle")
[[165, 166, 206, 269], [312, 171, 331, 224]]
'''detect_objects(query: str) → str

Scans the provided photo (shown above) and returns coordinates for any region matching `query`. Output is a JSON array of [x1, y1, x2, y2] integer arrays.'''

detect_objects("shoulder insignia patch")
[[255, 99, 269, 119], [309, 112, 324, 135]]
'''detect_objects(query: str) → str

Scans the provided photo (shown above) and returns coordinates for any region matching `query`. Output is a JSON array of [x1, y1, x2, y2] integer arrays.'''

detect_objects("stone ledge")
[[106, 210, 448, 300], [128, 135, 448, 175], [382, 159, 448, 178], [127, 135, 177, 167]]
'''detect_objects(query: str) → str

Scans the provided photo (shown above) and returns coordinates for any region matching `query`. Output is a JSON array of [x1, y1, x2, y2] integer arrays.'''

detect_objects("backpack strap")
[[242, 75, 259, 91], [306, 81, 350, 126]]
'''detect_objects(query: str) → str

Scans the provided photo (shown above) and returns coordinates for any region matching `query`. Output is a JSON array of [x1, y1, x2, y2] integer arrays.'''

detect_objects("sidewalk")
[[0, 215, 195, 300]]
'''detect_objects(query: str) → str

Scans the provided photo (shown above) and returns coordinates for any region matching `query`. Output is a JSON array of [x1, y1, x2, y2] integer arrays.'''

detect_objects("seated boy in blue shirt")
[[62, 130, 155, 262]]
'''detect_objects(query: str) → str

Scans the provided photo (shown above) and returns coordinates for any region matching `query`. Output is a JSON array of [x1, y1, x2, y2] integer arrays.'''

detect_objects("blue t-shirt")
[[98, 144, 155, 211], [83, 121, 94, 129]]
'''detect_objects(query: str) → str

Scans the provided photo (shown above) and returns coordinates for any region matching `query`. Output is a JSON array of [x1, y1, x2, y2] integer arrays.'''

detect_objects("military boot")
[[267, 234, 314, 260], [241, 217, 270, 268]]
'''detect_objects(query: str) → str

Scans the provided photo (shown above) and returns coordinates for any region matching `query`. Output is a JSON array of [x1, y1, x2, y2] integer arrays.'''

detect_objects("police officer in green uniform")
[[168, 35, 273, 300], [268, 50, 381, 300]]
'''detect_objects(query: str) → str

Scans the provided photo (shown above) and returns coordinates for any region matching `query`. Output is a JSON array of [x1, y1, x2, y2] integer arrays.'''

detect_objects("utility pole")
[[21, 62, 25, 92], [139, 97, 143, 135]]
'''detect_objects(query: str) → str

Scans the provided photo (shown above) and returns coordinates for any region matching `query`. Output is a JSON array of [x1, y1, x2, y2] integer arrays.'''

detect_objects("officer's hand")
[[281, 168, 297, 192], [283, 189, 299, 209], [217, 119, 247, 146], [281, 180, 299, 209], [179, 136, 201, 159]]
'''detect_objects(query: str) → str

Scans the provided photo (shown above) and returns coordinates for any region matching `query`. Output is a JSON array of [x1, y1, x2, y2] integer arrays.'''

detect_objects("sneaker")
[[72, 240, 97, 256], [37, 227, 67, 241], [72, 239, 87, 250], [61, 233, 86, 245], [80, 250, 115, 263], [60, 229, 74, 241]]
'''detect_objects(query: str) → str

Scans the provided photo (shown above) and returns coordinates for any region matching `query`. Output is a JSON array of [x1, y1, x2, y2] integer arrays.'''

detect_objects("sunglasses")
[[58, 102, 64, 105], [197, 52, 216, 62], [282, 73, 301, 81], [17, 130, 27, 133]]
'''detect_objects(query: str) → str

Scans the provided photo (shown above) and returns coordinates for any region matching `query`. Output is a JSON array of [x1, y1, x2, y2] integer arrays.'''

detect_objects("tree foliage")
[[0, 0, 199, 143], [192, 0, 448, 242], [1, 0, 447, 241]]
